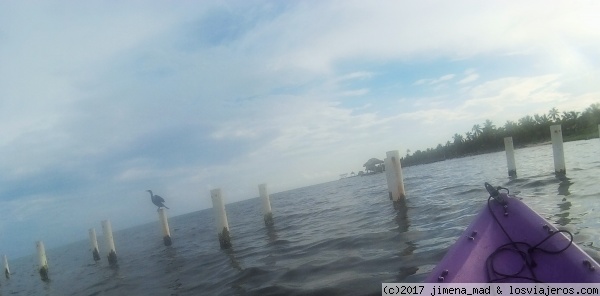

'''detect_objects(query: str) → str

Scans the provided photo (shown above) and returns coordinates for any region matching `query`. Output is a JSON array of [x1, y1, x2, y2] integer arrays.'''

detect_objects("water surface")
[[1, 140, 599, 295]]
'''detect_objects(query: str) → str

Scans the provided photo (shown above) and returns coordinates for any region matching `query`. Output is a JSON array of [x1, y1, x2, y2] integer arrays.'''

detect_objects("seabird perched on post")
[[146, 190, 169, 211]]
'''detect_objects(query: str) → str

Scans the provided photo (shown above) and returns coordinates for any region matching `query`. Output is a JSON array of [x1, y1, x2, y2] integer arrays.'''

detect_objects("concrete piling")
[[101, 220, 118, 265], [88, 228, 101, 261], [504, 137, 517, 177], [158, 208, 172, 246], [36, 241, 49, 281], [550, 125, 566, 175], [259, 184, 274, 226], [3, 255, 9, 279], [386, 150, 406, 208], [384, 157, 394, 200], [211, 188, 232, 249]]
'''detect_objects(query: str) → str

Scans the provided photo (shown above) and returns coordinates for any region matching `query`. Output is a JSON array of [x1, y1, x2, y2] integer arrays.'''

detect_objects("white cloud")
[[2, 0, 600, 257], [242, 1, 600, 74], [338, 88, 370, 97], [458, 73, 480, 84], [334, 71, 374, 82], [414, 74, 456, 86]]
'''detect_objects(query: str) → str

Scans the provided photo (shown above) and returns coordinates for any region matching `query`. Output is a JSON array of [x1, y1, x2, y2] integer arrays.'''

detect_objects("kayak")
[[425, 183, 600, 283]]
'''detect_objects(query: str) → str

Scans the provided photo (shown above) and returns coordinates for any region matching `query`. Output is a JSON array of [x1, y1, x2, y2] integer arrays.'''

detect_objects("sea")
[[1, 139, 599, 296]]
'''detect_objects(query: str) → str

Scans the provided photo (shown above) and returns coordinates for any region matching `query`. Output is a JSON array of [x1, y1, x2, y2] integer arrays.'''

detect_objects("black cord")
[[484, 189, 574, 283]]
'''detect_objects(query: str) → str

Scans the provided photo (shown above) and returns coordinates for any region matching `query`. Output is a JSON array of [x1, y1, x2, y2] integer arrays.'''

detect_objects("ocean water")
[[1, 140, 599, 295]]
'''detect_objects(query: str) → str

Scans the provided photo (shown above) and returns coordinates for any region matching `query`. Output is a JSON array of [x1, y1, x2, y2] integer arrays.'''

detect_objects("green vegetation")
[[401, 104, 600, 167], [363, 158, 384, 174]]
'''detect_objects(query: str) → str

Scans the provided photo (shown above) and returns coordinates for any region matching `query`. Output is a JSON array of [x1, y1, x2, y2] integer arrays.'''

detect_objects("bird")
[[146, 190, 169, 211]]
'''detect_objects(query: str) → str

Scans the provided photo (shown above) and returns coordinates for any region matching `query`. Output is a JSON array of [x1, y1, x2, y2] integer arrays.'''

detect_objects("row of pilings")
[[2, 123, 590, 281], [504, 124, 578, 178], [2, 183, 274, 281]]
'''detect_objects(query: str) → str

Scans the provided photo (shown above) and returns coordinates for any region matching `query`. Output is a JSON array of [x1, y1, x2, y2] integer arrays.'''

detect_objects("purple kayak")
[[425, 184, 600, 283]]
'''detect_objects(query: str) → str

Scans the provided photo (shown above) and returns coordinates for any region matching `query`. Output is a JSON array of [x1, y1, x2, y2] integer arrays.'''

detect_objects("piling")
[[550, 125, 566, 175], [101, 220, 118, 265], [88, 228, 101, 261], [211, 188, 231, 249], [386, 150, 406, 208], [384, 157, 394, 200], [36, 241, 49, 281], [503, 137, 517, 177], [3, 255, 9, 279], [158, 208, 172, 246], [259, 184, 274, 226]]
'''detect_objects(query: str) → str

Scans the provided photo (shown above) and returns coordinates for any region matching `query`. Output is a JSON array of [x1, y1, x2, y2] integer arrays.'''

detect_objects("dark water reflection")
[[557, 175, 573, 196]]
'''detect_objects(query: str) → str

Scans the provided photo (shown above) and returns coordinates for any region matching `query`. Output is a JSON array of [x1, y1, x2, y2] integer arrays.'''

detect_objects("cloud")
[[338, 88, 370, 97], [414, 74, 456, 86], [236, 1, 600, 74], [334, 71, 374, 82], [458, 73, 480, 84], [1, 0, 600, 257]]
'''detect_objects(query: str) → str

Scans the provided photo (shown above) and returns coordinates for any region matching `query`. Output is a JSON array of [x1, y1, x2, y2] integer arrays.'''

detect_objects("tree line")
[[401, 103, 600, 167]]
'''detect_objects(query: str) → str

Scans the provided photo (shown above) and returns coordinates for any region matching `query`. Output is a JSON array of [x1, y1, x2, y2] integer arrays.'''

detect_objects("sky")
[[1, 0, 600, 258]]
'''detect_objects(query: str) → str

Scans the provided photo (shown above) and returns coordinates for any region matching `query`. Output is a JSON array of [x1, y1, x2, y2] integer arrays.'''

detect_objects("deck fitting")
[[437, 270, 448, 281], [467, 231, 477, 240]]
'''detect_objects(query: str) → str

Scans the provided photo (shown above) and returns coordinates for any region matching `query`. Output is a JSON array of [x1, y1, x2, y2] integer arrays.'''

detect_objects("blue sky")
[[1, 1, 599, 258]]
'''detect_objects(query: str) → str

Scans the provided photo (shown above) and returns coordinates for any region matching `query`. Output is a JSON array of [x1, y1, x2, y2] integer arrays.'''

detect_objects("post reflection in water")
[[396, 241, 419, 282], [265, 223, 278, 243], [555, 175, 573, 226], [222, 247, 243, 271], [557, 175, 573, 196], [394, 198, 410, 233], [394, 198, 417, 280]]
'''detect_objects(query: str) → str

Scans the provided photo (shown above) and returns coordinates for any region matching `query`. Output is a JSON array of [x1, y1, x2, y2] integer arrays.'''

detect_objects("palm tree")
[[561, 111, 582, 134], [583, 103, 600, 126], [561, 111, 580, 122], [453, 133, 464, 145], [534, 114, 550, 125], [465, 131, 474, 142], [482, 119, 495, 134], [504, 120, 518, 134], [548, 107, 560, 122], [472, 124, 482, 137], [518, 115, 535, 127]]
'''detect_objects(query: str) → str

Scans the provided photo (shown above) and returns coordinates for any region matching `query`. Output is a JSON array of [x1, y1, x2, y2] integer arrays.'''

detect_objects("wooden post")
[[3, 255, 9, 279], [259, 184, 274, 226], [158, 208, 172, 246], [101, 220, 118, 265], [386, 150, 406, 208], [504, 137, 517, 177], [88, 228, 101, 261], [550, 125, 566, 175], [36, 241, 49, 281], [211, 189, 231, 249]]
